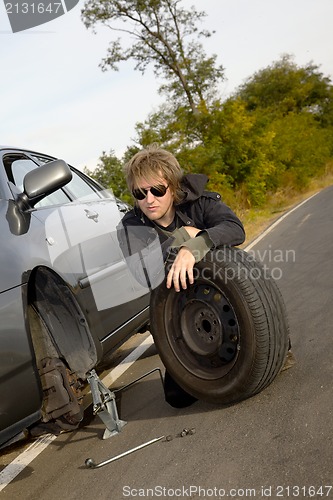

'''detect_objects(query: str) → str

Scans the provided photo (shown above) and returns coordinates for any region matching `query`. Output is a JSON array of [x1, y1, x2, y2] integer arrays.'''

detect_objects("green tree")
[[237, 54, 332, 119], [84, 150, 131, 201], [81, 0, 224, 114], [267, 112, 332, 189], [319, 85, 333, 131], [234, 55, 333, 192], [133, 97, 277, 207]]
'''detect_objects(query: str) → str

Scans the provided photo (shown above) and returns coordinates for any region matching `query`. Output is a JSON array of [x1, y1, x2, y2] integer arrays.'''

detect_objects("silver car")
[[0, 146, 151, 446]]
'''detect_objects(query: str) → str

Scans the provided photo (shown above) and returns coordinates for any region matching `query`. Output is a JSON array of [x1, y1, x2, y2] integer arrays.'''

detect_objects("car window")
[[64, 170, 105, 202], [35, 189, 71, 208], [3, 153, 109, 207], [31, 154, 107, 202], [10, 158, 36, 189]]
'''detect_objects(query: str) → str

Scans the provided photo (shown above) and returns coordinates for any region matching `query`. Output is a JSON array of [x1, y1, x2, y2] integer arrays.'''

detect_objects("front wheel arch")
[[26, 267, 98, 430], [27, 267, 98, 378]]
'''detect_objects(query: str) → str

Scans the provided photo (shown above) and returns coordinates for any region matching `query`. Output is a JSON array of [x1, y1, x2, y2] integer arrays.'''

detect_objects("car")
[[0, 145, 290, 448], [0, 146, 151, 447]]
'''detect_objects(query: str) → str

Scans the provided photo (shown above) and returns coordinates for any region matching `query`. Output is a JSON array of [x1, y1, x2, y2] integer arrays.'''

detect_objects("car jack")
[[86, 369, 127, 439], [86, 367, 164, 440]]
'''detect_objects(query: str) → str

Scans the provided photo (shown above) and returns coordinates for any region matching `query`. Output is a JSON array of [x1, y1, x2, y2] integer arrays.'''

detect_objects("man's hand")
[[166, 247, 195, 292]]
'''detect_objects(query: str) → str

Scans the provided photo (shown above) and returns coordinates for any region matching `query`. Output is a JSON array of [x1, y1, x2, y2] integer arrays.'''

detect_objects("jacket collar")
[[178, 173, 208, 204]]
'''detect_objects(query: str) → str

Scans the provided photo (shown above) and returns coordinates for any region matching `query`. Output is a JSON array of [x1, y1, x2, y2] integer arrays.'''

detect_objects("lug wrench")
[[85, 435, 165, 469]]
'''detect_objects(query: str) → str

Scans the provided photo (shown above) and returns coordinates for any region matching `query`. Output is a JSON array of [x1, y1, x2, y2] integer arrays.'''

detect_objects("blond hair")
[[124, 144, 184, 204]]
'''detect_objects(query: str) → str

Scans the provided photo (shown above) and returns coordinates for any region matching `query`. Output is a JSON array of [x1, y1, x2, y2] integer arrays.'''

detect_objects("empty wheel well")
[[27, 267, 98, 379]]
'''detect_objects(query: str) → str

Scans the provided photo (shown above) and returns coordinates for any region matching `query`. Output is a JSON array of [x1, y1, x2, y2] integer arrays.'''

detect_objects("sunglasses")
[[132, 184, 169, 200]]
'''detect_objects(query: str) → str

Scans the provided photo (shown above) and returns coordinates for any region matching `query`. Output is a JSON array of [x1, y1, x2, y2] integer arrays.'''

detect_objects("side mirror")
[[23, 159, 72, 207]]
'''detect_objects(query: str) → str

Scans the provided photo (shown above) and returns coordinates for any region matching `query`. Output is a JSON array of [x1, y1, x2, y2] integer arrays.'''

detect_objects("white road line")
[[297, 213, 312, 228], [245, 193, 318, 251], [0, 334, 154, 491], [0, 191, 320, 490], [98, 334, 154, 390], [0, 434, 57, 490]]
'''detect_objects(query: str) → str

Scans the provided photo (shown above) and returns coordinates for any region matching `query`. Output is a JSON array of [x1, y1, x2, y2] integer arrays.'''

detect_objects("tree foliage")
[[231, 56, 333, 198], [81, 0, 333, 209], [81, 0, 224, 113], [236, 55, 332, 118], [84, 150, 131, 202]]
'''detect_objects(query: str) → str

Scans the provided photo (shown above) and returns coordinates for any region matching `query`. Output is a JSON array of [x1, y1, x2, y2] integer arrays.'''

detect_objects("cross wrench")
[[85, 435, 165, 469]]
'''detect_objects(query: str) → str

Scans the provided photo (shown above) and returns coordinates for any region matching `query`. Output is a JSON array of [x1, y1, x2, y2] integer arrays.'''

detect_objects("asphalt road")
[[1, 186, 333, 500]]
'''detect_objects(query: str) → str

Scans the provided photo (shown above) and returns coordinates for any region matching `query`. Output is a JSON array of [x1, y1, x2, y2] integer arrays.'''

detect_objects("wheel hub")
[[181, 300, 222, 356], [166, 282, 240, 378]]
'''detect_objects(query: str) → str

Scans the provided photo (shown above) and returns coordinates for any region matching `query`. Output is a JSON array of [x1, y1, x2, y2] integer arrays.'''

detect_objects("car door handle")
[[84, 209, 99, 222], [78, 261, 127, 289]]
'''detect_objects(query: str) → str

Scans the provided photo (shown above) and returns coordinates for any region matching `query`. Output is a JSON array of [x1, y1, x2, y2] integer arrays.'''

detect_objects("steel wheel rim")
[[164, 280, 240, 380]]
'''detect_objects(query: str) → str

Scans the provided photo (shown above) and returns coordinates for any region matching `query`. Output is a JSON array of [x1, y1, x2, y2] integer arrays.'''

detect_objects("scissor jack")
[[86, 367, 164, 439]]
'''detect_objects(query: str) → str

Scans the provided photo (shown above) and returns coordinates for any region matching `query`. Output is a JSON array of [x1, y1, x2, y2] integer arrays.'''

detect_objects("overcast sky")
[[1, 0, 332, 171]]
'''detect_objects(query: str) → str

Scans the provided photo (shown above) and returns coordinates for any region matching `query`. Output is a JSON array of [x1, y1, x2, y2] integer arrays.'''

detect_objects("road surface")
[[1, 186, 332, 499]]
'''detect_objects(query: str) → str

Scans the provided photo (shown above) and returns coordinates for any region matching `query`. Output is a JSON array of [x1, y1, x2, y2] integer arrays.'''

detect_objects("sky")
[[1, 0, 332, 172]]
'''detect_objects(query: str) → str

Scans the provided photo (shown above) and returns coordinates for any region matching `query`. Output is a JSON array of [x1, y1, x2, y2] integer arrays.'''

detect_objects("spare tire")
[[150, 247, 289, 405]]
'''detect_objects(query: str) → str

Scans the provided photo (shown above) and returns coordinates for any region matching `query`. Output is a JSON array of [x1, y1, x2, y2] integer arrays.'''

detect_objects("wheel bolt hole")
[[228, 319, 236, 327], [223, 305, 230, 312], [202, 319, 212, 333]]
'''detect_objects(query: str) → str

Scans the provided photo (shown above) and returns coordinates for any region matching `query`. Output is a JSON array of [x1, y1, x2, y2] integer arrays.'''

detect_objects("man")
[[117, 144, 248, 407], [118, 143, 246, 294]]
